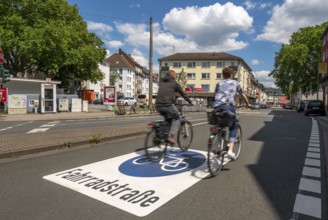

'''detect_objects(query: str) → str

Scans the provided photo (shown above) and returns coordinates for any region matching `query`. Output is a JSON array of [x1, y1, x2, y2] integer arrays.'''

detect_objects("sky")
[[66, 0, 328, 88]]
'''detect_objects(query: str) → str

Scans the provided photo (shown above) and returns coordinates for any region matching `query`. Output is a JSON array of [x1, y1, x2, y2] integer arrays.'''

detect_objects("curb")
[[0, 131, 146, 160]]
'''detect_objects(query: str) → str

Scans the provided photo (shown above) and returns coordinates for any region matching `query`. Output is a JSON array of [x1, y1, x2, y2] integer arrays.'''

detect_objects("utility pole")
[[148, 17, 153, 107]]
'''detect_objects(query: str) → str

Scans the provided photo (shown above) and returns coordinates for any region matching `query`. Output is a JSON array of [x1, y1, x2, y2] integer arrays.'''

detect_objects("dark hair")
[[222, 67, 234, 79]]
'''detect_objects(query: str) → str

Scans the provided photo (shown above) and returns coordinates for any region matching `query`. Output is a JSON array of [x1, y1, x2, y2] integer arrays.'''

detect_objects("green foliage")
[[110, 70, 119, 85], [177, 68, 188, 89], [89, 134, 101, 144], [271, 21, 328, 95], [0, 0, 106, 83]]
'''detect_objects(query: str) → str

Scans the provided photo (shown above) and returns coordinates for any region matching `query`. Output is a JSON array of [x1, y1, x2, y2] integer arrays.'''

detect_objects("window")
[[186, 84, 195, 89], [216, 61, 225, 68], [201, 73, 210, 79], [187, 73, 196, 79], [173, 62, 181, 68], [201, 84, 210, 92], [216, 73, 222, 79], [201, 61, 210, 68], [187, 61, 196, 68], [231, 61, 235, 66]]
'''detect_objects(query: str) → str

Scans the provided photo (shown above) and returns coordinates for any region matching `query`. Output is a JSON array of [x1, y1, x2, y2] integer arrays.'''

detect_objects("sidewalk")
[[0, 110, 157, 160]]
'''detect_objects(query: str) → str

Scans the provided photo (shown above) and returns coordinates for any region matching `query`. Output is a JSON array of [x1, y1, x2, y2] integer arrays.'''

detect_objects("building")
[[83, 61, 110, 100], [106, 49, 158, 98], [158, 52, 261, 102], [320, 26, 328, 113]]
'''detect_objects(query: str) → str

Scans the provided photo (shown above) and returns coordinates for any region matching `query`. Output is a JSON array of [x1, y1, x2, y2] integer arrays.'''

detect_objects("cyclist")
[[156, 70, 194, 144], [213, 67, 250, 160]]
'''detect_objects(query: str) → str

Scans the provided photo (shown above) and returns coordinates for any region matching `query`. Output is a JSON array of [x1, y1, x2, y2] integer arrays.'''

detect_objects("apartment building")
[[106, 49, 158, 98], [158, 52, 261, 102]]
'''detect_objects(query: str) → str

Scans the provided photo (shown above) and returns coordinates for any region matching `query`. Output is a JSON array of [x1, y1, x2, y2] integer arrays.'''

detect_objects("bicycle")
[[206, 105, 244, 177], [144, 103, 193, 162]]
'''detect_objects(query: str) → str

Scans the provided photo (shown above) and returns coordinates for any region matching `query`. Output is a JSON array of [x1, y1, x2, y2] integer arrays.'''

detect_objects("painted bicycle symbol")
[[133, 154, 189, 172]]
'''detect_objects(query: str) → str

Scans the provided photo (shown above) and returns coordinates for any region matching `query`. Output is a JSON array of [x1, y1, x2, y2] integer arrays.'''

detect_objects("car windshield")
[[309, 101, 322, 107], [138, 95, 146, 99]]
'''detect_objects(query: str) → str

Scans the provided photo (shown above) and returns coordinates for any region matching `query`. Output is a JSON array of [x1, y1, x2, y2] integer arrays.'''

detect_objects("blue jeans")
[[214, 104, 237, 143]]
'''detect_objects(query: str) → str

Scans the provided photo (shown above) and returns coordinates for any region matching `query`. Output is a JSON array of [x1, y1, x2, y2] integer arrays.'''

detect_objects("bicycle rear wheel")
[[177, 120, 193, 151], [144, 127, 166, 162], [232, 124, 242, 159], [207, 133, 225, 177]]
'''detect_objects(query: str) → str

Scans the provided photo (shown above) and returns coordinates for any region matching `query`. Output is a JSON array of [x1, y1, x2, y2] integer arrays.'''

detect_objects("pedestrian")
[[213, 67, 250, 160], [155, 70, 194, 144]]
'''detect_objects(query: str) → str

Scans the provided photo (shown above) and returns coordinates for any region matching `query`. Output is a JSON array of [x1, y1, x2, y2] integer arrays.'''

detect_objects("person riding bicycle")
[[213, 67, 250, 160], [156, 70, 194, 144]]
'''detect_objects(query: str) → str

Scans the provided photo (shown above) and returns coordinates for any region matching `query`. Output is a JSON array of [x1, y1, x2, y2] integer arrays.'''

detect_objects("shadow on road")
[[247, 110, 312, 219]]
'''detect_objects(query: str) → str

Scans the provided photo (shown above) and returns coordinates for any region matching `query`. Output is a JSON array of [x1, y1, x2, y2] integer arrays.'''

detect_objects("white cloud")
[[107, 40, 123, 48], [253, 70, 277, 88], [252, 59, 260, 65], [244, 0, 256, 10], [129, 4, 140, 9], [87, 21, 113, 40], [131, 48, 148, 68], [115, 2, 254, 55], [162, 3, 253, 50], [256, 0, 328, 44]]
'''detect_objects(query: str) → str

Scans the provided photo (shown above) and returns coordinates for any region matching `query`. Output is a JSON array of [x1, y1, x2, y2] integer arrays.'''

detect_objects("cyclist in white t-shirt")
[[213, 67, 250, 160]]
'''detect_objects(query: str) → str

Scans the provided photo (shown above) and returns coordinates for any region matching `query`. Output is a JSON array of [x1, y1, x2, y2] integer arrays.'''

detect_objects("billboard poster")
[[104, 86, 116, 105], [0, 88, 7, 102]]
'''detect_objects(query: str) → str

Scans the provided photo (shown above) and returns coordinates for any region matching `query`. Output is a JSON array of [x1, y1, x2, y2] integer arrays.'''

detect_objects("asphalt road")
[[1, 109, 326, 220]]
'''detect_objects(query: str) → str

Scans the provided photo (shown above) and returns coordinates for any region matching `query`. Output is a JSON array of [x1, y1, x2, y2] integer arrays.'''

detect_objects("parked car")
[[93, 98, 103, 105], [117, 97, 136, 106], [260, 103, 268, 109], [304, 100, 326, 116], [296, 101, 306, 113], [250, 102, 261, 110], [284, 102, 293, 110], [136, 94, 157, 107]]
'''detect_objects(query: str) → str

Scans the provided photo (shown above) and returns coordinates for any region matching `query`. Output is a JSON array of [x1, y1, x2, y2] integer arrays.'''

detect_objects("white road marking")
[[0, 121, 33, 132], [43, 149, 208, 217], [26, 121, 60, 134], [292, 118, 323, 219], [302, 167, 321, 178], [293, 194, 321, 218], [299, 178, 321, 193]]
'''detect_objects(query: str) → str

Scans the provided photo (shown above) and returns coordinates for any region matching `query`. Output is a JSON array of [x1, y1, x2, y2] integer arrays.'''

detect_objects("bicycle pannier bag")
[[207, 110, 235, 127]]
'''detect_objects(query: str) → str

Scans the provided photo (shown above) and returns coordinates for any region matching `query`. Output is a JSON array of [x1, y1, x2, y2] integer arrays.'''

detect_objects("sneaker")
[[223, 155, 231, 163], [167, 134, 176, 144], [227, 151, 236, 160]]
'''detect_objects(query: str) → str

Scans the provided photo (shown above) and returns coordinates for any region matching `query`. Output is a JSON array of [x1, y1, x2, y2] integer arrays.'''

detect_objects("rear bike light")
[[210, 127, 218, 133]]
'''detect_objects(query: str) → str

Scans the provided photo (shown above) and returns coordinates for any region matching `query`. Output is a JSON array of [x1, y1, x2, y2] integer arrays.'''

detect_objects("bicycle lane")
[[43, 148, 209, 217]]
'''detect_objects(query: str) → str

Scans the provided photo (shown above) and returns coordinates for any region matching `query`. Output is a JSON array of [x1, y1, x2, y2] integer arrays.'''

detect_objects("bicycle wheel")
[[232, 124, 242, 159], [177, 120, 193, 151], [144, 127, 166, 162], [207, 132, 225, 177]]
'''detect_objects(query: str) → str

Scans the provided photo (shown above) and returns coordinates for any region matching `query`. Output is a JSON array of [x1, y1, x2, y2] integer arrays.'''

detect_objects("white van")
[[137, 94, 157, 107]]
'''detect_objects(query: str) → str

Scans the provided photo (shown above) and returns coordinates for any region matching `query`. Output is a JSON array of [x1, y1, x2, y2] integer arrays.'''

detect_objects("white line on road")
[[292, 118, 322, 219]]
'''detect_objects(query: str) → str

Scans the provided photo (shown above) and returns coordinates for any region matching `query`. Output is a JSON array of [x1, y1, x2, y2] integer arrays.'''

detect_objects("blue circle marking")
[[119, 150, 206, 177]]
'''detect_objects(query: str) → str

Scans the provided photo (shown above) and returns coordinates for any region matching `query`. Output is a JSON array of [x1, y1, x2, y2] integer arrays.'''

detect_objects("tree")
[[270, 21, 328, 95], [0, 0, 106, 85], [177, 68, 188, 89], [110, 70, 119, 86]]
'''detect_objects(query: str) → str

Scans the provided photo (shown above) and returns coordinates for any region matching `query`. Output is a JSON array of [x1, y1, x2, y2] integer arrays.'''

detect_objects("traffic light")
[[0, 65, 10, 83]]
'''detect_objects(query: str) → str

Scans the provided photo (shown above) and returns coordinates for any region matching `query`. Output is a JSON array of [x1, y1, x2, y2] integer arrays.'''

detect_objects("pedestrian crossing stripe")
[[43, 149, 209, 217]]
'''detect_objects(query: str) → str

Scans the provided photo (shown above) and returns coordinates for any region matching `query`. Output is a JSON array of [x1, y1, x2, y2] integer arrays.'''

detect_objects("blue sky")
[[67, 0, 328, 88]]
